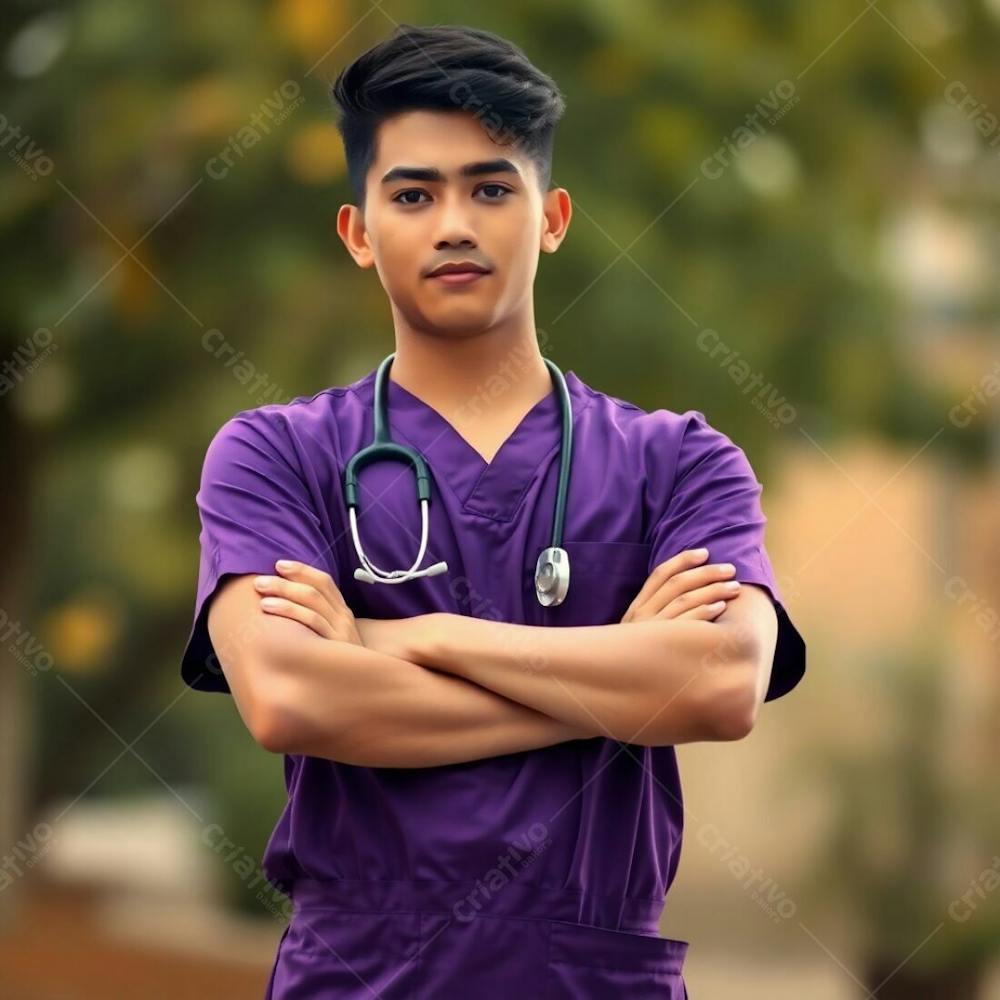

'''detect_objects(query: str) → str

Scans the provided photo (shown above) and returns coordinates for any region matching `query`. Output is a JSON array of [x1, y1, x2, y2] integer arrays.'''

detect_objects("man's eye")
[[478, 184, 511, 200], [393, 190, 429, 205], [392, 185, 511, 205]]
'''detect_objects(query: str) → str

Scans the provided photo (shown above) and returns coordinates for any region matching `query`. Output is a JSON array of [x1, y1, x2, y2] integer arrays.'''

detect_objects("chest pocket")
[[540, 540, 652, 627]]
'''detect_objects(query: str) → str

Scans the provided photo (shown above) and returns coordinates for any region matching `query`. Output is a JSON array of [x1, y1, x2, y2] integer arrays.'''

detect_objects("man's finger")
[[660, 581, 740, 618], [629, 547, 710, 611], [673, 600, 728, 622], [273, 559, 349, 611], [259, 597, 338, 639], [640, 564, 738, 618], [254, 574, 338, 626]]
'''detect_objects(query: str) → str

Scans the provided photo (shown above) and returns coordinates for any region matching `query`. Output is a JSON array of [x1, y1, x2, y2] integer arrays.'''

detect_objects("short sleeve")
[[180, 408, 337, 693], [647, 411, 806, 702]]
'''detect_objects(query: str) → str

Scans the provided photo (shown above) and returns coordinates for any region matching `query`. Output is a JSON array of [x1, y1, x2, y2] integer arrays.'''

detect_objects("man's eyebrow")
[[380, 158, 522, 185]]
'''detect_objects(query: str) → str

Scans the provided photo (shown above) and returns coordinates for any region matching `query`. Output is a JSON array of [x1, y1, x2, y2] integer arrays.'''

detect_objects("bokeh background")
[[3, 1, 1000, 997]]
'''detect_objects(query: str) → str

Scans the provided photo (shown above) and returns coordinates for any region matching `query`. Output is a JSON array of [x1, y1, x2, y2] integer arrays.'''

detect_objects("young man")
[[181, 23, 806, 1000]]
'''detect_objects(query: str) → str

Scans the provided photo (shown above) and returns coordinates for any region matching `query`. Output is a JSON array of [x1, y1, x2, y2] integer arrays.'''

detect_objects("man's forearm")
[[410, 614, 755, 746], [259, 618, 599, 767]]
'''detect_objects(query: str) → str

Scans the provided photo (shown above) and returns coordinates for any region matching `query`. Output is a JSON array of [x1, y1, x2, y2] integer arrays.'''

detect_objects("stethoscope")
[[343, 352, 574, 607]]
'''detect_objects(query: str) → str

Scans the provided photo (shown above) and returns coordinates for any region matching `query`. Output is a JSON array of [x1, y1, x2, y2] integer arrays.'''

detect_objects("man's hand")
[[253, 560, 364, 646], [255, 547, 739, 651], [255, 560, 430, 660], [621, 547, 740, 624]]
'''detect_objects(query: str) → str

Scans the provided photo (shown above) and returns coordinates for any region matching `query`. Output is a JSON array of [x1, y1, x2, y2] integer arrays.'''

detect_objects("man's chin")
[[419, 310, 500, 337]]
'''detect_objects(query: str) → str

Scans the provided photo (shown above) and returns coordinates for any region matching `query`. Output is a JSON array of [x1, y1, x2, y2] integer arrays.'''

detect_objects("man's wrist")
[[399, 612, 449, 667], [362, 612, 462, 673], [354, 615, 435, 663]]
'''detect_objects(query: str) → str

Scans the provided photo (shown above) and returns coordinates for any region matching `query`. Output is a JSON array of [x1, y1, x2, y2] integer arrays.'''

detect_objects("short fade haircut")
[[330, 23, 566, 209]]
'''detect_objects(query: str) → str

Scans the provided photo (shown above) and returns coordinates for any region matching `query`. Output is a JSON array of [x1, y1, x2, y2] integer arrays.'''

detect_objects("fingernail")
[[720, 563, 736, 574], [254, 577, 271, 589], [693, 548, 709, 558], [276, 560, 296, 570]]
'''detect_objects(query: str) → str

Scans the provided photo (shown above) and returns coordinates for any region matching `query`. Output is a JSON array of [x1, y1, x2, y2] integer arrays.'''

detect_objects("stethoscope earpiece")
[[354, 561, 449, 585], [344, 352, 574, 606]]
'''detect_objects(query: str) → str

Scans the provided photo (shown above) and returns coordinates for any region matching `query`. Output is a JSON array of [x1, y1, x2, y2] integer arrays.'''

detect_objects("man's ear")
[[540, 187, 572, 254], [336, 203, 375, 269]]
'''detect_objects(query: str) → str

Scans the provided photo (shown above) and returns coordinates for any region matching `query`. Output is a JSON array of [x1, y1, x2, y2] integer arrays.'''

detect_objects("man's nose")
[[432, 193, 477, 249]]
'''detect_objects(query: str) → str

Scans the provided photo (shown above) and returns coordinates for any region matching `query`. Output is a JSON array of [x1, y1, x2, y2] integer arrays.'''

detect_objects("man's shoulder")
[[249, 381, 353, 422], [571, 371, 711, 442], [213, 375, 365, 442]]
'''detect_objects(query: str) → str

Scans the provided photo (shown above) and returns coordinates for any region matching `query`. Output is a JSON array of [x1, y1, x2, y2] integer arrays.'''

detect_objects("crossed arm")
[[207, 550, 777, 768]]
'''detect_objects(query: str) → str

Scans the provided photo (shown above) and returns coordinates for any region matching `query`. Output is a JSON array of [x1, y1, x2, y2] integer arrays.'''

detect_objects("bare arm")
[[207, 574, 599, 768], [245, 549, 761, 754], [398, 580, 777, 746], [408, 580, 779, 745], [407, 612, 755, 745]]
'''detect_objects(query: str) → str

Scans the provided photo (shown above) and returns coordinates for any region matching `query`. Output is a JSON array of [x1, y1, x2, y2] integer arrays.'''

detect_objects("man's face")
[[338, 109, 568, 337]]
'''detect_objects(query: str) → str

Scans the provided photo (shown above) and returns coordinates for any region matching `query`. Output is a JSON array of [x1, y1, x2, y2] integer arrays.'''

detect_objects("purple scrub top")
[[181, 363, 806, 999]]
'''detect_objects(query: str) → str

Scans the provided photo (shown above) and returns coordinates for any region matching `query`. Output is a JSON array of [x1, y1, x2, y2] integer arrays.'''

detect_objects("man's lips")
[[427, 269, 491, 285]]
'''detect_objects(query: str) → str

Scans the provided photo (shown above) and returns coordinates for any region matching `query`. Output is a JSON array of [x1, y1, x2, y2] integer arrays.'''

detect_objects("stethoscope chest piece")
[[535, 546, 570, 607]]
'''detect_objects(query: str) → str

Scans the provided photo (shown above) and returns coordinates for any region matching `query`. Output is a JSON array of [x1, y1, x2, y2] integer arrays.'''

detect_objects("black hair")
[[330, 23, 566, 209]]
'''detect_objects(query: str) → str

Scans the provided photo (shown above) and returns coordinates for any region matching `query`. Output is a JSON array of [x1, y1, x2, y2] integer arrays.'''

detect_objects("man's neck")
[[387, 326, 554, 425]]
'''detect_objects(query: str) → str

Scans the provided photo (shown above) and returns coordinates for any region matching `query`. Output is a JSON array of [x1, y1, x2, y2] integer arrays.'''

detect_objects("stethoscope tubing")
[[343, 352, 573, 603]]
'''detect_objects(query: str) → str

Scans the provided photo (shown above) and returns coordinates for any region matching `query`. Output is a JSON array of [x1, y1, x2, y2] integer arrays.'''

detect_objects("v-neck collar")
[[349, 365, 592, 522]]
